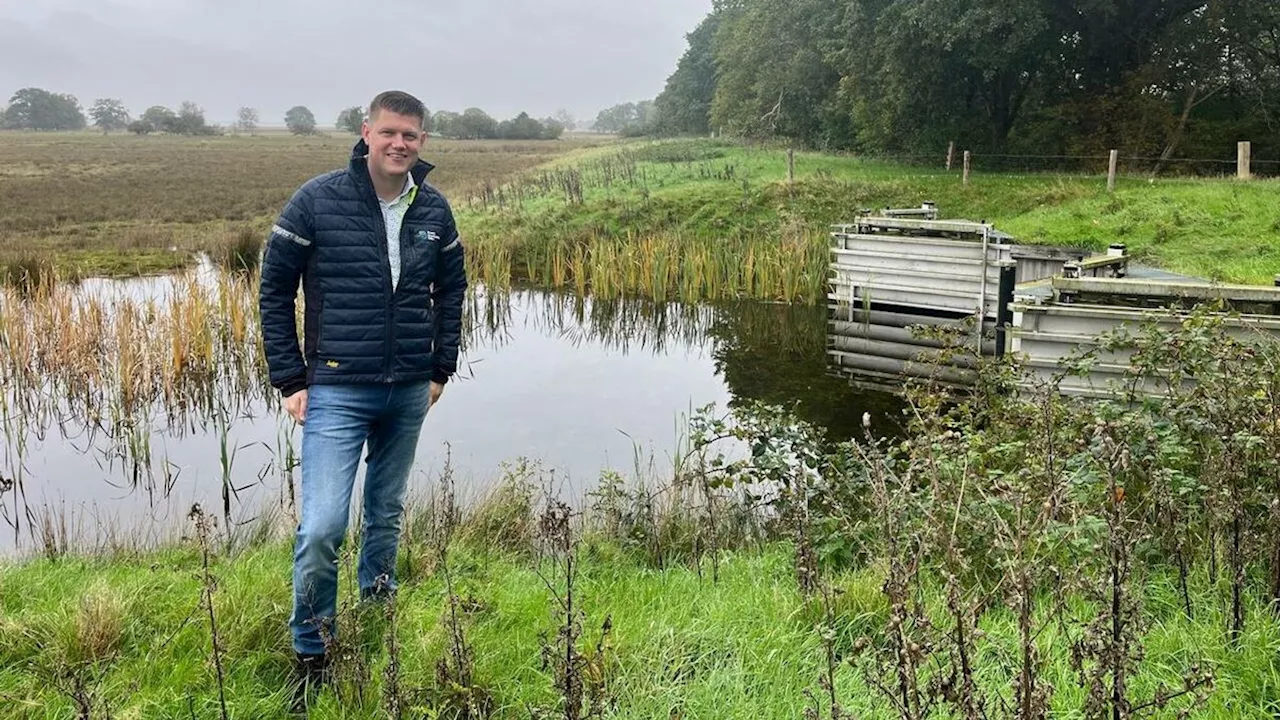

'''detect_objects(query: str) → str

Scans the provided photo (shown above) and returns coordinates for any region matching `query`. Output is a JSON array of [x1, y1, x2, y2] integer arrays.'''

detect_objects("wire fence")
[[862, 144, 1280, 179]]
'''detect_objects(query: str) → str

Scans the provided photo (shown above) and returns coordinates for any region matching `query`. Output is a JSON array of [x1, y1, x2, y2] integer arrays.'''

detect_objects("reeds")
[[0, 263, 269, 545], [465, 229, 827, 304], [1, 252, 822, 555]]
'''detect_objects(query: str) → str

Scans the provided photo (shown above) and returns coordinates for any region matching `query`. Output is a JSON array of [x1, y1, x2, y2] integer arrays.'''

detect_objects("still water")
[[2, 274, 902, 553]]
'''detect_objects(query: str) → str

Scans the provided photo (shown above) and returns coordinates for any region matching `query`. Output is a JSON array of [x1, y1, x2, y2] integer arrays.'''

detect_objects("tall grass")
[[465, 229, 827, 304]]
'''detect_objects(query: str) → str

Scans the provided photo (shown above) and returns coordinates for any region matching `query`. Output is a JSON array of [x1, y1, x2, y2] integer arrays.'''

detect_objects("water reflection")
[[1, 278, 899, 553]]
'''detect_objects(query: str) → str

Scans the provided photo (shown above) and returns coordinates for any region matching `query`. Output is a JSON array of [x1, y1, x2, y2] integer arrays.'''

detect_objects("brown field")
[[0, 131, 608, 277]]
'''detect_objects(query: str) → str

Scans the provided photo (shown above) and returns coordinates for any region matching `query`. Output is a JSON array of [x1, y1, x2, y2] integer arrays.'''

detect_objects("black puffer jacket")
[[258, 139, 467, 397]]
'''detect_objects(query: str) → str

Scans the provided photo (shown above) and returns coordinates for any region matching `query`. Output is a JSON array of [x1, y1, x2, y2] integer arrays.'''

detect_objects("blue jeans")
[[290, 380, 432, 656]]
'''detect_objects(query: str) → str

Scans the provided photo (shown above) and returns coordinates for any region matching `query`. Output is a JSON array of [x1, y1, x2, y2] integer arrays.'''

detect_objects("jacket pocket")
[[404, 225, 440, 284]]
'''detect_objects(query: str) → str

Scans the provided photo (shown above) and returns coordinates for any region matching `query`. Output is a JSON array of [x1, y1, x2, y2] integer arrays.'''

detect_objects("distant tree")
[[541, 117, 566, 140], [497, 111, 546, 139], [552, 108, 577, 131], [431, 110, 461, 137], [89, 98, 130, 134], [173, 101, 212, 135], [285, 105, 317, 135], [127, 119, 153, 135], [455, 107, 498, 139], [2, 87, 86, 130], [139, 105, 177, 134], [593, 100, 655, 135], [236, 107, 259, 134], [335, 105, 365, 134], [592, 103, 628, 133]]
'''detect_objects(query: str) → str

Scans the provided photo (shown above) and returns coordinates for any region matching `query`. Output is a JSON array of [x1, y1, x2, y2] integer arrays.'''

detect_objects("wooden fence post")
[[1238, 141, 1252, 180], [946, 141, 955, 171], [1107, 149, 1119, 193], [787, 148, 795, 184], [963, 151, 971, 186]]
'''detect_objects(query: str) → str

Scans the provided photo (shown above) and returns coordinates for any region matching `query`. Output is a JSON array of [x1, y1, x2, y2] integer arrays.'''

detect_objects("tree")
[[127, 119, 153, 135], [593, 101, 655, 134], [541, 117, 566, 140], [1, 87, 86, 130], [710, 0, 849, 146], [455, 108, 498, 139], [650, 0, 1280, 158], [654, 12, 723, 136], [497, 111, 545, 139], [236, 107, 259, 135], [139, 105, 177, 134], [552, 108, 577, 131], [173, 101, 212, 135], [285, 105, 317, 135], [431, 110, 461, 138], [336, 105, 365, 134], [89, 98, 130, 134]]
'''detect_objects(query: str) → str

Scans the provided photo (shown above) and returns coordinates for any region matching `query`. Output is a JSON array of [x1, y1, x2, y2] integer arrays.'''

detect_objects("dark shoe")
[[290, 652, 328, 715]]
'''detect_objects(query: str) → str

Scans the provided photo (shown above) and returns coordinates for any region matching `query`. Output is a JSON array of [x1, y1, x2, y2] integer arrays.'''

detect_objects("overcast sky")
[[0, 0, 711, 127]]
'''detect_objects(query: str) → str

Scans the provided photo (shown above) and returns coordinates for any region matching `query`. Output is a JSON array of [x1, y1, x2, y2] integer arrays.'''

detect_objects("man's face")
[[362, 109, 424, 178]]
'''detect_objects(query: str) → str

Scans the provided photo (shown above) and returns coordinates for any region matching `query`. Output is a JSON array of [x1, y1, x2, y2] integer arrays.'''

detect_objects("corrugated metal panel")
[[830, 230, 1007, 318], [1010, 303, 1280, 397]]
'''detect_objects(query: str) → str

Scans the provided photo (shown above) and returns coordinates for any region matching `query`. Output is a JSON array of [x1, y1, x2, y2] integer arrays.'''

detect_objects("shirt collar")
[[379, 174, 416, 206]]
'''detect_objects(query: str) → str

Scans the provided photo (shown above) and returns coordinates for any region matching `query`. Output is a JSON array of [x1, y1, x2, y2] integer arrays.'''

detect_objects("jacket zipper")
[[363, 189, 395, 383], [364, 167, 426, 384]]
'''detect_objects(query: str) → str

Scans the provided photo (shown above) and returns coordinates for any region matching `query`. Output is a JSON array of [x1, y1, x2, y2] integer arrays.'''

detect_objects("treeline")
[[2, 87, 571, 141], [642, 0, 1280, 160], [336, 106, 568, 140], [0, 88, 273, 135]]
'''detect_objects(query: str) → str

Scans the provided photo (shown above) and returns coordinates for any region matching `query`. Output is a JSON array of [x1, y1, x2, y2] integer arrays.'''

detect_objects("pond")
[[0, 270, 903, 554]]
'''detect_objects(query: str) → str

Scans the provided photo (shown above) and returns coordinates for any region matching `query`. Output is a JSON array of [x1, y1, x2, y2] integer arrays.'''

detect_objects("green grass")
[[4, 537, 1280, 718], [459, 139, 1280, 289]]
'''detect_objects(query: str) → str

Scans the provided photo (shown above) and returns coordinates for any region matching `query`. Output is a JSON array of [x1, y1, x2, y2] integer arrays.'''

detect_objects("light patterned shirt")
[[378, 174, 418, 291]]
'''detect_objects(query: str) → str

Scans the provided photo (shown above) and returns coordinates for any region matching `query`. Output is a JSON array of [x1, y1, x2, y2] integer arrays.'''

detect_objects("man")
[[258, 90, 466, 695]]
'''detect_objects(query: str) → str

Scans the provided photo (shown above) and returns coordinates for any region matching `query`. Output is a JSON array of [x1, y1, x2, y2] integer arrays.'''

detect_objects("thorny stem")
[[1106, 444, 1128, 720], [190, 505, 229, 720]]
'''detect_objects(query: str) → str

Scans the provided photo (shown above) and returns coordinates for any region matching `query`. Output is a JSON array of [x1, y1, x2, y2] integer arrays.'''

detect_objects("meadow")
[[5, 133, 1280, 719], [0, 131, 608, 280]]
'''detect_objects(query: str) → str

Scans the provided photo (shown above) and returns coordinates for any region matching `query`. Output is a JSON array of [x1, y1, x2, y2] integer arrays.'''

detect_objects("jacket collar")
[[349, 138, 435, 188]]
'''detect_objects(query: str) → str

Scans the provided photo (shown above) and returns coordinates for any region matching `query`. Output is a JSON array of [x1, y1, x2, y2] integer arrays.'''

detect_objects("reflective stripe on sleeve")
[[271, 224, 312, 247]]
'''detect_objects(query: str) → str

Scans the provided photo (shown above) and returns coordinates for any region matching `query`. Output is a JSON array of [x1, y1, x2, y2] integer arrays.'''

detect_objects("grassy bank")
[[5, 308, 1280, 718], [4, 534, 1280, 719], [458, 139, 1280, 301]]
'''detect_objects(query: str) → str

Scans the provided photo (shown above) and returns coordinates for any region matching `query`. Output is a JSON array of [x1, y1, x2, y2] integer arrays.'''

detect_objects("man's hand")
[[429, 381, 444, 408], [285, 389, 308, 424]]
